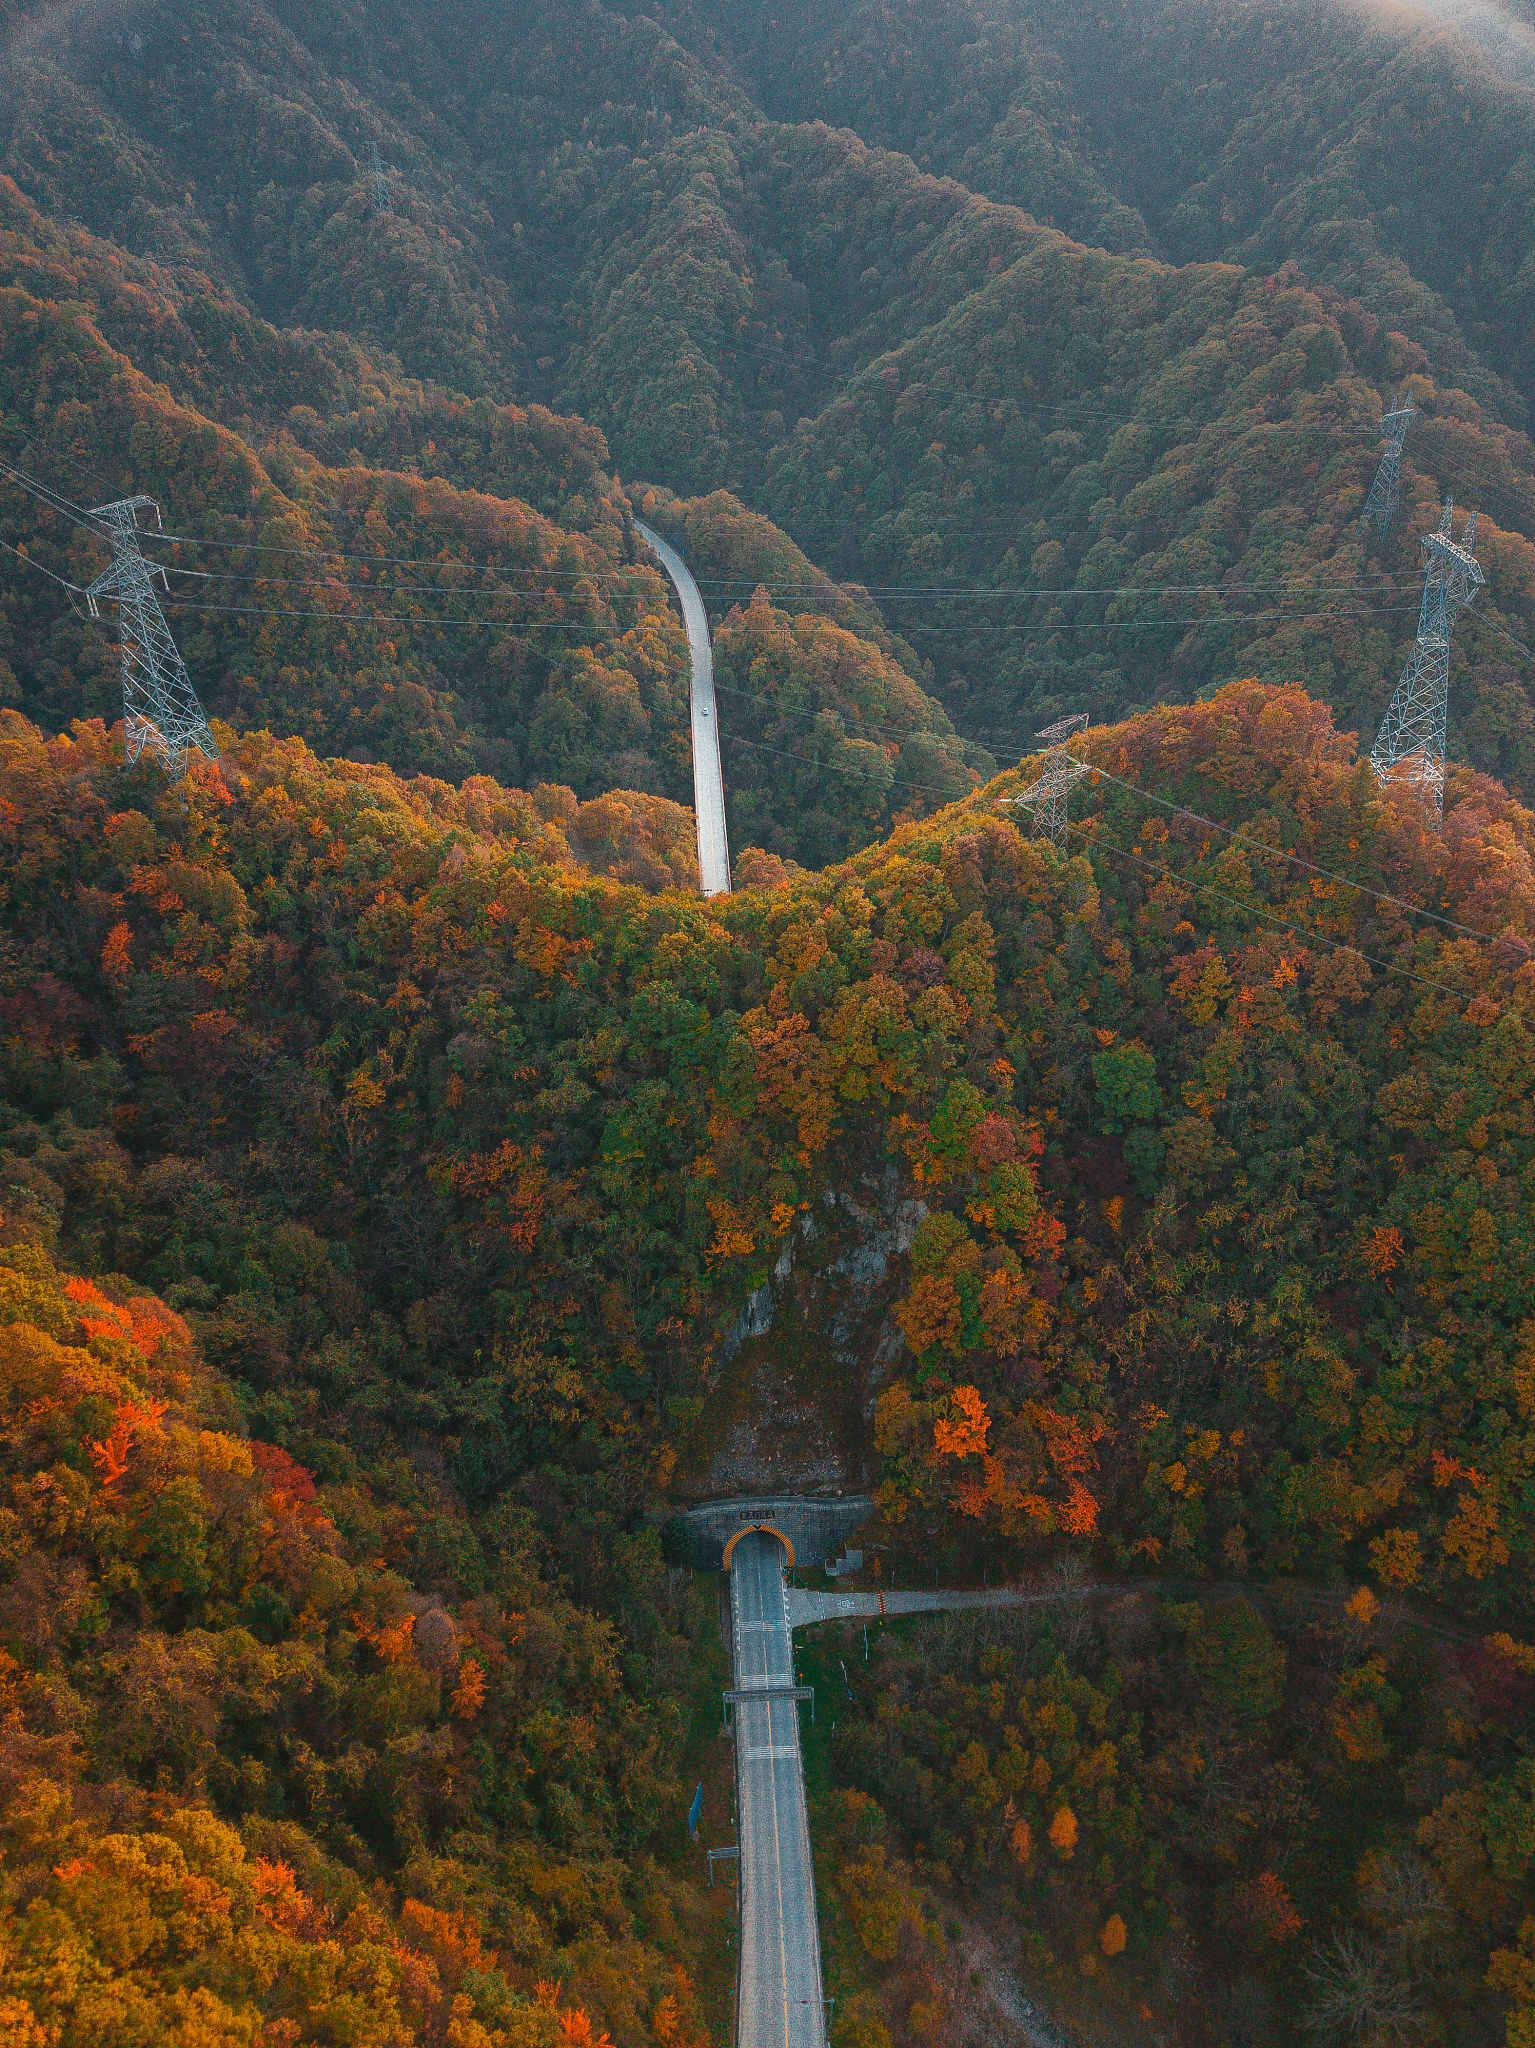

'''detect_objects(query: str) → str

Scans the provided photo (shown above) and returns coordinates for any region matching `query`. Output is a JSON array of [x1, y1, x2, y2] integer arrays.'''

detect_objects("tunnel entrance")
[[721, 1523, 796, 1568]]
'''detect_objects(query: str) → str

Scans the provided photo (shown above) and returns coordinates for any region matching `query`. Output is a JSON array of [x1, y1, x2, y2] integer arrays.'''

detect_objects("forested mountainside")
[[4, 0, 1534, 779], [0, 1236, 726, 2048], [4, 686, 1535, 2045], [0, 176, 975, 866], [679, 0, 1535, 422], [4, 0, 1535, 2042]]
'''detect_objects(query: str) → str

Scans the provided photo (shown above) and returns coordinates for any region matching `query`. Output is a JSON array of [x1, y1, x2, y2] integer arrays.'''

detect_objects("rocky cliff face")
[[678, 1168, 926, 1498]]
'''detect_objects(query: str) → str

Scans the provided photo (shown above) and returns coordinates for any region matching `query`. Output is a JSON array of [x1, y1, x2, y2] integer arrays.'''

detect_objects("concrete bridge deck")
[[731, 1529, 826, 2048]]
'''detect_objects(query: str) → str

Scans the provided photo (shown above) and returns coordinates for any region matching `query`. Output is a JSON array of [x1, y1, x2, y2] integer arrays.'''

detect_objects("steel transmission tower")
[[1360, 401, 1415, 540], [1008, 712, 1090, 850], [84, 498, 219, 782], [366, 142, 391, 216], [1368, 498, 1482, 825]]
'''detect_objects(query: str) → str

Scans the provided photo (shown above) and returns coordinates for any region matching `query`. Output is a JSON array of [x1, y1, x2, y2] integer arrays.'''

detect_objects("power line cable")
[[749, 598, 1421, 638], [1071, 759, 1511, 947], [0, 460, 633, 633], [0, 459, 99, 533], [149, 523, 659, 584], [135, 506, 1522, 659], [154, 595, 625, 632], [722, 726, 1494, 1003], [703, 671, 1530, 953], [1066, 818, 1479, 1004], [0, 462, 1511, 974], [818, 573, 1408, 601], [146, 589, 1422, 638], [3, 425, 116, 505], [0, 534, 80, 588], [0, 470, 1428, 643], [144, 510, 1419, 599], [135, 521, 1428, 625], [682, 615, 1535, 952], [1435, 456, 1535, 521], [141, 554, 1428, 632], [1471, 613, 1535, 665], [1426, 440, 1535, 522], [153, 561, 648, 604], [52, 508, 1423, 628], [143, 544, 1417, 601], [2, 444, 1527, 732], [9, 430, 1528, 633], [0, 455, 1512, 677]]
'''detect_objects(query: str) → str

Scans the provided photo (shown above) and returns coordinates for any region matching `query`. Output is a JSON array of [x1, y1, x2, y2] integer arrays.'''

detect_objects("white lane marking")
[[743, 1744, 798, 1761]]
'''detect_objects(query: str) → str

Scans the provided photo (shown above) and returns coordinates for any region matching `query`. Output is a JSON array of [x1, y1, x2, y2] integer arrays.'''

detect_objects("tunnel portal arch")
[[721, 1523, 795, 1569]]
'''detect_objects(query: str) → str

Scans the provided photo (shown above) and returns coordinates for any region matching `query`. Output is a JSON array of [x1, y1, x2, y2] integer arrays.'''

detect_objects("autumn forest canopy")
[[3, 2, 1535, 2046]]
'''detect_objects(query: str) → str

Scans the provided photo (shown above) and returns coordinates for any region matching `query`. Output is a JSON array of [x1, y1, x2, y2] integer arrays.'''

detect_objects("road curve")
[[731, 1531, 825, 2048], [635, 519, 731, 896]]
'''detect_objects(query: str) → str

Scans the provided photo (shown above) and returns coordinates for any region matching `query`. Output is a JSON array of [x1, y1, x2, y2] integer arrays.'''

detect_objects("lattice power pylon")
[[1007, 712, 1090, 851], [1359, 401, 1416, 541], [366, 142, 391, 216], [84, 497, 219, 782], [1368, 498, 1482, 825]]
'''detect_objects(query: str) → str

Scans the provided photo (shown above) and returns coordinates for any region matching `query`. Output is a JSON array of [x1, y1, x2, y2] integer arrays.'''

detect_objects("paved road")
[[731, 1532, 825, 2048], [788, 1584, 1046, 1626], [635, 519, 731, 896]]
